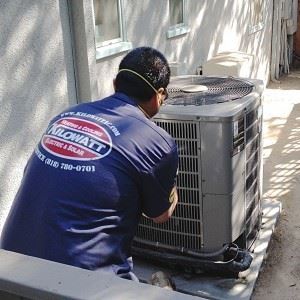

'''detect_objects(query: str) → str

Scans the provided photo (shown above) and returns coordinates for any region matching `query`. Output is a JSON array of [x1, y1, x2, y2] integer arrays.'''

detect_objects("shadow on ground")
[[253, 68, 300, 300]]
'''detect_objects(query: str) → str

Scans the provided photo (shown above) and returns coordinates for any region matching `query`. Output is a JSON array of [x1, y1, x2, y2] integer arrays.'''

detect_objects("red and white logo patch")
[[41, 117, 112, 160]]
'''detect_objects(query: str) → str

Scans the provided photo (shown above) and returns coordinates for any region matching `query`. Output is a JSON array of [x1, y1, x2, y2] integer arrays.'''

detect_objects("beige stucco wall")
[[95, 0, 273, 99], [0, 0, 77, 232]]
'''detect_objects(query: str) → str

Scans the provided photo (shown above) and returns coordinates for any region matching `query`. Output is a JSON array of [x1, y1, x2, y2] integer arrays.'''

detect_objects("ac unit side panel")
[[200, 120, 235, 194], [244, 107, 263, 246], [231, 186, 246, 242], [232, 149, 246, 192], [202, 194, 232, 251], [202, 191, 246, 251]]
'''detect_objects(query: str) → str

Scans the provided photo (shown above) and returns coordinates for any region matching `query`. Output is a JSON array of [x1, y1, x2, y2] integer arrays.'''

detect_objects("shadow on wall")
[[168, 0, 271, 79], [182, 0, 247, 67], [0, 1, 77, 231], [96, 0, 272, 98], [126, 0, 250, 71]]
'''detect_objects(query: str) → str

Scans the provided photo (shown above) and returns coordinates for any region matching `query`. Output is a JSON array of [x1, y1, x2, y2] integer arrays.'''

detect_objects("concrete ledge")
[[0, 250, 200, 300]]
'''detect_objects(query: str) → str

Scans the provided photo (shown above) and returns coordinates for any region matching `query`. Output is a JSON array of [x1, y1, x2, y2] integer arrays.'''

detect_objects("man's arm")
[[151, 186, 178, 224], [140, 145, 178, 223]]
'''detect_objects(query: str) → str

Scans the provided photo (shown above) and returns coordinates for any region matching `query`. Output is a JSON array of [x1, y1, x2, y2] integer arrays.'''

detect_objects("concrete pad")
[[134, 199, 281, 300]]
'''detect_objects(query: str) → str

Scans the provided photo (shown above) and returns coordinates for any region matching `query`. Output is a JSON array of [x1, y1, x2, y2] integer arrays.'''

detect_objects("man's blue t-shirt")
[[0, 93, 178, 275]]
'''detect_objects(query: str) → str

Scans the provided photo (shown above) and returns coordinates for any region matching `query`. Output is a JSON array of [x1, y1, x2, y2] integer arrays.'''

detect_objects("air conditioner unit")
[[133, 75, 263, 268]]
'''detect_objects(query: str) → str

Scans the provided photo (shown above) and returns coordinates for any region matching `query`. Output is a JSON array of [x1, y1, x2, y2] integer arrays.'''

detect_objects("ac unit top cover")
[[157, 75, 264, 121]]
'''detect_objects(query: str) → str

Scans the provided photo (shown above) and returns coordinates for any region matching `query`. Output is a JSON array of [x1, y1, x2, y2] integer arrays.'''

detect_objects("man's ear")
[[156, 88, 165, 105], [157, 87, 165, 95]]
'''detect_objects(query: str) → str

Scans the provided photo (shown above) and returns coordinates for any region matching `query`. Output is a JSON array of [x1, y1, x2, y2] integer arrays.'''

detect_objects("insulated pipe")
[[132, 244, 253, 273], [134, 237, 229, 258]]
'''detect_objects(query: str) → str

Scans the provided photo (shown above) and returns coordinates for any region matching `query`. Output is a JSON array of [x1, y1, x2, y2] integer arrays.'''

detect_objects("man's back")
[[0, 93, 177, 274]]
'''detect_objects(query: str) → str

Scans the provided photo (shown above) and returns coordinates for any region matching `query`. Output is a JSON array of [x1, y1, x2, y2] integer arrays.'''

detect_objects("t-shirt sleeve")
[[140, 146, 178, 218]]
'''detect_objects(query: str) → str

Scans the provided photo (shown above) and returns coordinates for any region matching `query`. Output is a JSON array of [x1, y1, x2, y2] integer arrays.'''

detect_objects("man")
[[0, 47, 178, 280]]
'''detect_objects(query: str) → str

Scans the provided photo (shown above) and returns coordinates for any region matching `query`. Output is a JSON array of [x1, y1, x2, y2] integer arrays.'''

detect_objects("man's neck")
[[137, 104, 151, 119]]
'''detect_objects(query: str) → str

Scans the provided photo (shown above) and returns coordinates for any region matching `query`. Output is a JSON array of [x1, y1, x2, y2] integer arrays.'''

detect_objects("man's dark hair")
[[115, 47, 170, 101]]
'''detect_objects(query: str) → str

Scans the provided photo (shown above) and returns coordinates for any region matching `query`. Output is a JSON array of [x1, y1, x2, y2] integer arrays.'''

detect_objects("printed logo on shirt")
[[41, 117, 112, 160]]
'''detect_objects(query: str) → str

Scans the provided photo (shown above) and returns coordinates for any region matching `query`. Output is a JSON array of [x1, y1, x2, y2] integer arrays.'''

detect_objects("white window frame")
[[92, 0, 132, 60], [167, 0, 190, 39], [249, 0, 264, 34]]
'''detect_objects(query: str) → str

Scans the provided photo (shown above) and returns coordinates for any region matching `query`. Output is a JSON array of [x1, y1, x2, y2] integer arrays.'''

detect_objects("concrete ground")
[[252, 67, 300, 300]]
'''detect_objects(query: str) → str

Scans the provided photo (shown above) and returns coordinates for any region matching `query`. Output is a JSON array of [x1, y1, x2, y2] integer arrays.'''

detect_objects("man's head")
[[114, 47, 170, 117]]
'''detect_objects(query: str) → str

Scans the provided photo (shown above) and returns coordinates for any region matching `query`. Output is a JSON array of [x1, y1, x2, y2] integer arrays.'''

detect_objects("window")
[[167, 0, 190, 38], [93, 0, 132, 59], [169, 0, 184, 27], [249, 0, 264, 34]]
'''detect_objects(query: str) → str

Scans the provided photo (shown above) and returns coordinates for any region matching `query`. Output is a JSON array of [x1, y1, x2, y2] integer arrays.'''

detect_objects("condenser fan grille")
[[166, 77, 254, 106]]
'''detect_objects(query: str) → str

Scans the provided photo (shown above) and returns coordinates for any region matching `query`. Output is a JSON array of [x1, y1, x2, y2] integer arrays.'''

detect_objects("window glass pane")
[[93, 0, 120, 44], [169, 0, 183, 26]]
